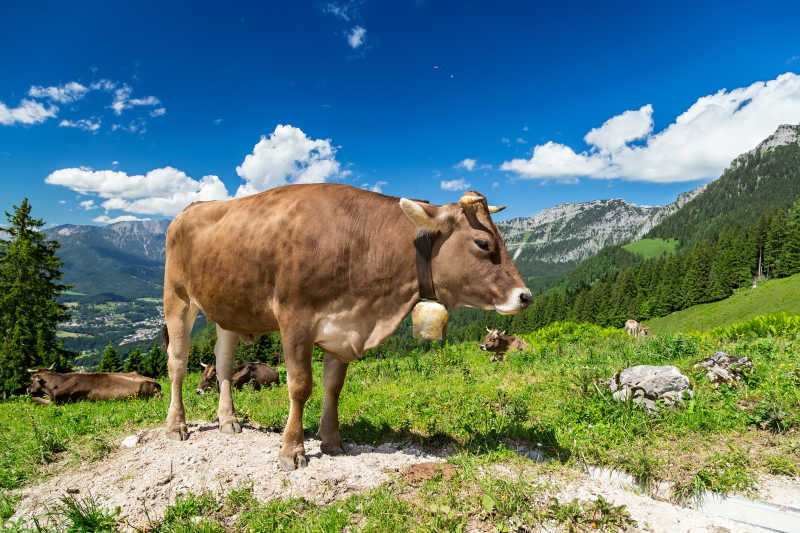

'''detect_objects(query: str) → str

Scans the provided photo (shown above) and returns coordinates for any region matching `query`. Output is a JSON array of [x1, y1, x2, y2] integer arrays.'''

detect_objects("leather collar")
[[414, 231, 437, 300]]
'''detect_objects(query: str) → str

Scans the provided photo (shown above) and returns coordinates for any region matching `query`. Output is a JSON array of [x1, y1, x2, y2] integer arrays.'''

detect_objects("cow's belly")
[[313, 308, 403, 362]]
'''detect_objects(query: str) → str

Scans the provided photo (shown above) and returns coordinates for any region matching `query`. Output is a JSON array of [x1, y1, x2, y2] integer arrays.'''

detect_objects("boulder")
[[694, 352, 753, 385], [607, 365, 693, 411]]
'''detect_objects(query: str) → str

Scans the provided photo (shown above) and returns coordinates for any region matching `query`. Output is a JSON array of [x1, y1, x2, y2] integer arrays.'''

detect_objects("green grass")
[[646, 273, 800, 334], [1, 320, 799, 528], [622, 237, 679, 259], [60, 290, 86, 296], [136, 297, 162, 303]]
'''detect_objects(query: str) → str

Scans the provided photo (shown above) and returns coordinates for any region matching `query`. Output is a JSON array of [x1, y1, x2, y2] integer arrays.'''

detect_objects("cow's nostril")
[[519, 291, 531, 306]]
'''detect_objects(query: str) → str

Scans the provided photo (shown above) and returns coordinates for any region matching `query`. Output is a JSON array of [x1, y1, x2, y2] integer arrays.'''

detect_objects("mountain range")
[[42, 123, 800, 353]]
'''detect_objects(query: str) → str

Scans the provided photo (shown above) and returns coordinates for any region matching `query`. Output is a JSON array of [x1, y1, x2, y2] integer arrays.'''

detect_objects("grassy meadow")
[[621, 238, 679, 259], [1, 318, 799, 530], [646, 273, 800, 334]]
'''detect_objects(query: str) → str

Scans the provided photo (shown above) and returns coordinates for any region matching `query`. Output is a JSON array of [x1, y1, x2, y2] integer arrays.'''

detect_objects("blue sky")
[[2, 1, 800, 226]]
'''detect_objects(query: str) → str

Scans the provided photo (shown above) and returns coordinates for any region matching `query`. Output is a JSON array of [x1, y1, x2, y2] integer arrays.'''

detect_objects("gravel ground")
[[10, 421, 799, 532]]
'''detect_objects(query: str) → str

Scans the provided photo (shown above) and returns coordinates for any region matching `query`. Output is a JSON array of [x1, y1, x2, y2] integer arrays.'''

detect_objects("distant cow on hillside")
[[480, 328, 530, 361], [27, 366, 161, 404], [195, 362, 279, 394], [625, 319, 649, 338]]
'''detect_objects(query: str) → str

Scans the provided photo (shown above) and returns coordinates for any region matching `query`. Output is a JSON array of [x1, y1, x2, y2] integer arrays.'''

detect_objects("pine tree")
[[778, 199, 800, 276], [0, 199, 71, 395], [97, 344, 122, 372], [764, 209, 788, 277], [141, 343, 167, 378], [123, 348, 144, 373]]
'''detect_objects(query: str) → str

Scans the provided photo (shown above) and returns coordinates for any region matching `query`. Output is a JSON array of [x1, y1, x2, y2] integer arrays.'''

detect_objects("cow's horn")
[[200, 362, 208, 368], [486, 327, 491, 332], [459, 193, 484, 209], [488, 205, 506, 214], [501, 330, 506, 335], [48, 363, 55, 371], [27, 368, 36, 373]]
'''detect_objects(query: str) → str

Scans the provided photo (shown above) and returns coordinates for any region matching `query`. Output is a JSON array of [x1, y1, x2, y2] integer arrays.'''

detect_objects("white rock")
[[121, 435, 139, 448]]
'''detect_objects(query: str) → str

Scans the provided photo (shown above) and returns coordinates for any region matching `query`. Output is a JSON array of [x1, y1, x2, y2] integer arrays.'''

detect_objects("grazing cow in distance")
[[625, 319, 649, 338], [163, 183, 531, 470], [27, 366, 160, 404], [480, 328, 530, 361], [195, 362, 279, 394]]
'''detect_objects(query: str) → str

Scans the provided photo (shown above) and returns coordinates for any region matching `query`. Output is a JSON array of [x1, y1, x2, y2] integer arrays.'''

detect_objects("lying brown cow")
[[27, 365, 160, 404], [195, 362, 279, 394], [480, 328, 530, 361], [624, 319, 649, 338]]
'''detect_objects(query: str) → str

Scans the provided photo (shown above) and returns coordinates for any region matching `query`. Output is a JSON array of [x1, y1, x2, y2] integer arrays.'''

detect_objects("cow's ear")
[[399, 199, 454, 233]]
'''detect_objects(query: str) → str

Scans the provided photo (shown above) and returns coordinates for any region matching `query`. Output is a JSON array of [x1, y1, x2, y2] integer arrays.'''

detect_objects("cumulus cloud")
[[59, 118, 101, 132], [501, 73, 800, 183], [111, 85, 161, 115], [235, 124, 343, 197], [29, 82, 89, 103], [79, 199, 98, 210], [441, 178, 471, 191], [93, 214, 151, 224], [323, 1, 357, 21], [0, 99, 58, 125], [149, 107, 166, 117], [45, 166, 230, 216], [455, 158, 477, 171], [347, 26, 367, 48], [369, 181, 387, 193]]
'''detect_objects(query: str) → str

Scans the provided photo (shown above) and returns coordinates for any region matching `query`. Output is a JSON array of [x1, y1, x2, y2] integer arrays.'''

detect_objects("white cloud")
[[583, 104, 653, 152], [369, 181, 387, 193], [500, 137, 511, 146], [150, 107, 166, 117], [59, 118, 101, 132], [213, 118, 224, 125], [347, 26, 366, 49], [90, 79, 117, 91], [45, 166, 230, 216], [491, 181, 500, 188], [111, 85, 161, 115], [58, 200, 67, 205], [516, 137, 527, 144], [501, 73, 800, 183], [79, 199, 98, 210], [112, 160, 119, 166], [235, 124, 343, 197], [440, 178, 471, 191], [0, 99, 58, 125], [455, 158, 477, 171], [28, 82, 89, 103], [93, 214, 151, 224], [522, 126, 529, 132], [323, 1, 354, 20]]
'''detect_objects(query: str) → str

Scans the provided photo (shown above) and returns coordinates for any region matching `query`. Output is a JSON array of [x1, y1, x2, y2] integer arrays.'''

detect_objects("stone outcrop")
[[694, 352, 754, 385], [607, 365, 693, 411]]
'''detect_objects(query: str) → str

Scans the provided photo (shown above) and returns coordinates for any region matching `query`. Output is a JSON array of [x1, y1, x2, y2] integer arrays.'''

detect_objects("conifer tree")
[[0, 199, 71, 394], [97, 344, 122, 372], [778, 199, 800, 276], [141, 343, 167, 378], [764, 209, 787, 276], [123, 348, 144, 373]]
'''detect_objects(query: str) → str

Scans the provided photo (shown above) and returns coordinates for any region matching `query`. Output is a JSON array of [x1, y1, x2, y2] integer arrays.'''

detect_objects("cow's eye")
[[475, 239, 490, 251]]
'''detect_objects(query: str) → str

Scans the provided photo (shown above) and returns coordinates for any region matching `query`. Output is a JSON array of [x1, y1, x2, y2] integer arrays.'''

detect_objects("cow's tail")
[[162, 324, 169, 352]]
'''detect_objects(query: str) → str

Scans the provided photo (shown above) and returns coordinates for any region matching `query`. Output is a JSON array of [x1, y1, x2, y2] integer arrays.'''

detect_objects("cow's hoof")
[[278, 451, 308, 470], [320, 441, 345, 455], [219, 420, 241, 434], [165, 426, 188, 441]]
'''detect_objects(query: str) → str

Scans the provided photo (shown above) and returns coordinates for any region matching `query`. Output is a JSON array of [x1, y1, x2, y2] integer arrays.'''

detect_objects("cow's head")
[[195, 362, 217, 394], [26, 364, 55, 397], [400, 191, 531, 314], [479, 328, 507, 352], [640, 327, 650, 337]]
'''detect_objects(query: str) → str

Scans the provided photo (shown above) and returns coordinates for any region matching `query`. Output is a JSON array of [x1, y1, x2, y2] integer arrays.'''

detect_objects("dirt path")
[[11, 421, 445, 530], [10, 422, 799, 532]]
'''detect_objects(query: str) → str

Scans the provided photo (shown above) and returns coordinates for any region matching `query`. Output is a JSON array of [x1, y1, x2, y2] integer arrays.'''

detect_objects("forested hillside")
[[648, 124, 800, 244]]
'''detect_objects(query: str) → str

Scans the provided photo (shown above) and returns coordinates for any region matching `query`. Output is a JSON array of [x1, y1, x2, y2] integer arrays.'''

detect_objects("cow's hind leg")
[[215, 326, 242, 435], [318, 352, 348, 455], [279, 329, 313, 470], [164, 295, 198, 441]]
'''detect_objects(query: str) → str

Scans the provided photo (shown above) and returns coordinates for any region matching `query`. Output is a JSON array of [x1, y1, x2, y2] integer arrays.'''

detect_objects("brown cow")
[[480, 328, 530, 361], [162, 183, 530, 470], [624, 319, 649, 338], [196, 362, 279, 394], [27, 366, 160, 404]]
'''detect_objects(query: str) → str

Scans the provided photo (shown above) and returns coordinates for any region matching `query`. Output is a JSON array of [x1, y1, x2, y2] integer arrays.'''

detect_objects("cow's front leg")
[[318, 352, 348, 455], [279, 332, 313, 470], [215, 326, 241, 434]]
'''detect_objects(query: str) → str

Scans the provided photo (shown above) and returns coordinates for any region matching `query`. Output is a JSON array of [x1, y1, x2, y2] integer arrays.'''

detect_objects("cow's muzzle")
[[495, 288, 532, 315]]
